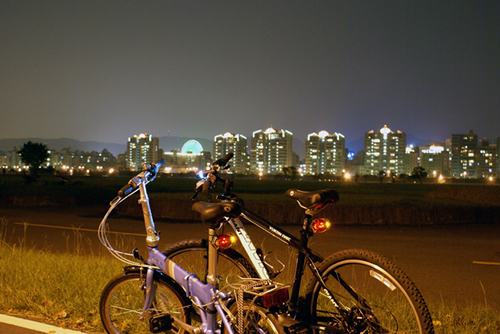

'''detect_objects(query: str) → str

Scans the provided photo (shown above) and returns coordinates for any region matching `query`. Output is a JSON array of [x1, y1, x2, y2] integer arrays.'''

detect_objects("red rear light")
[[311, 218, 331, 233], [215, 233, 236, 249]]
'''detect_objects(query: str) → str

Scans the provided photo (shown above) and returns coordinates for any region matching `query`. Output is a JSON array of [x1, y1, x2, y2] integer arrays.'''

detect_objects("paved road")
[[2, 206, 500, 314]]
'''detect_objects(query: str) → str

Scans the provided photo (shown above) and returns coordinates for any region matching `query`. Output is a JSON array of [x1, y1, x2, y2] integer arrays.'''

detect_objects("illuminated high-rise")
[[250, 127, 293, 175], [451, 130, 477, 178], [419, 144, 450, 177], [305, 131, 345, 175], [476, 139, 496, 178], [126, 133, 159, 171], [213, 132, 248, 173], [364, 125, 406, 176]]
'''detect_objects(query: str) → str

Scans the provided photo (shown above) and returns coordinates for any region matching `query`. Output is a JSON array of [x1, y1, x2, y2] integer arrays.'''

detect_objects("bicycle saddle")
[[285, 189, 339, 213], [192, 201, 242, 223]]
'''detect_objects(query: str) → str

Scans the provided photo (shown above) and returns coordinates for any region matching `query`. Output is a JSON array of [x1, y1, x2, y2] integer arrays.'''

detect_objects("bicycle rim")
[[308, 249, 434, 334], [100, 272, 189, 334]]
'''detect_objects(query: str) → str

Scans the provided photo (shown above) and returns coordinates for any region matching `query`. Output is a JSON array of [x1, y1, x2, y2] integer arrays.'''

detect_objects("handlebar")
[[192, 153, 234, 200], [118, 158, 165, 197], [213, 152, 233, 168]]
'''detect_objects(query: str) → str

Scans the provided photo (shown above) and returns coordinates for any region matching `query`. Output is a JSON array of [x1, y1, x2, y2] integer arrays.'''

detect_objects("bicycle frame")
[[219, 202, 365, 331], [194, 153, 333, 313], [125, 181, 235, 333], [225, 204, 326, 311]]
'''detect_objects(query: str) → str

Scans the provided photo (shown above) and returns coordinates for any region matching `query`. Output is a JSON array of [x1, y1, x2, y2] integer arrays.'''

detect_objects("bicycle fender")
[[122, 266, 189, 300]]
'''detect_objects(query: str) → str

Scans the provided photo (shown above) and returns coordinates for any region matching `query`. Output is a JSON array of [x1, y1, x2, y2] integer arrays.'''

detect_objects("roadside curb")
[[0, 314, 87, 334]]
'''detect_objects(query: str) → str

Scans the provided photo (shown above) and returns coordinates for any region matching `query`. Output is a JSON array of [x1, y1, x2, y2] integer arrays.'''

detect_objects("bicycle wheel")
[[100, 271, 190, 334], [224, 300, 285, 334], [305, 249, 434, 334], [162, 239, 258, 286]]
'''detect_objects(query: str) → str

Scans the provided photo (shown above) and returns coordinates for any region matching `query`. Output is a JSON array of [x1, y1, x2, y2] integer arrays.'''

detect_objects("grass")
[[430, 302, 500, 333], [1, 216, 500, 333], [0, 216, 124, 333]]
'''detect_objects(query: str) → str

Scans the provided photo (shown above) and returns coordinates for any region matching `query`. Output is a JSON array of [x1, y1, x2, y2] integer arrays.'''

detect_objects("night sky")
[[1, 1, 499, 152]]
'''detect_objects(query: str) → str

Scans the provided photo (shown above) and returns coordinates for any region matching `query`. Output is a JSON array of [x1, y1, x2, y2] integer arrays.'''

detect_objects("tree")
[[282, 166, 298, 180], [378, 170, 386, 183], [411, 166, 428, 184], [18, 141, 50, 178]]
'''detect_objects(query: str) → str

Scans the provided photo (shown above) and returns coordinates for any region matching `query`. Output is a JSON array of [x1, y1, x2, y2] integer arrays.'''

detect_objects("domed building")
[[163, 140, 211, 173], [181, 140, 203, 154]]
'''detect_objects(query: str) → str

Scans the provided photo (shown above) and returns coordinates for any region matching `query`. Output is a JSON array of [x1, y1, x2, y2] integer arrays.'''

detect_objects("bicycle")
[[98, 159, 287, 334], [163, 153, 435, 334]]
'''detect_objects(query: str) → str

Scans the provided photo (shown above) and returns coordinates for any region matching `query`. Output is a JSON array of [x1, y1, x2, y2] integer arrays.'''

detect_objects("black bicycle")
[[163, 153, 434, 334]]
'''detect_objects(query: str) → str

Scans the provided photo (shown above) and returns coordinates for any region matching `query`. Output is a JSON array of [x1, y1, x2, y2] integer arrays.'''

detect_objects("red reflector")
[[262, 288, 289, 307]]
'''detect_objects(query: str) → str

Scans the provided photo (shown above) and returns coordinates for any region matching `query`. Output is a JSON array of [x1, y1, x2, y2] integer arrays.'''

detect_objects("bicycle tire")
[[100, 271, 191, 334], [162, 238, 258, 286], [304, 249, 434, 334]]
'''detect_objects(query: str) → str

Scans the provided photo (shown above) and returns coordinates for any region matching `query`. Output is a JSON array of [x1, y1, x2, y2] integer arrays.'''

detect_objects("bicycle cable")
[[98, 184, 157, 268]]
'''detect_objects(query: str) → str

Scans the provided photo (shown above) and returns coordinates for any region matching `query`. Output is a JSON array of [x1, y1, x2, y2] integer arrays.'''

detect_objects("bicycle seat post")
[[206, 225, 218, 286], [138, 181, 159, 248]]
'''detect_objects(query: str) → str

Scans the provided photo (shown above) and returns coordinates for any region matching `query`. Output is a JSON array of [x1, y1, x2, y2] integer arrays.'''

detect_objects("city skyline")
[[3, 127, 497, 179], [2, 1, 499, 152], [1, 124, 499, 158]]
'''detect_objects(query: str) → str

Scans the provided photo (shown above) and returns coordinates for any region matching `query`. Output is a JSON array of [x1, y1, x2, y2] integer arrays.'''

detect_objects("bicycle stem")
[[138, 181, 160, 248]]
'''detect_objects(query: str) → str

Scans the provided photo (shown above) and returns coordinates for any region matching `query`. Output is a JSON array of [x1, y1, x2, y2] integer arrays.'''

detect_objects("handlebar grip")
[[118, 184, 135, 197], [213, 152, 233, 167], [153, 158, 165, 170]]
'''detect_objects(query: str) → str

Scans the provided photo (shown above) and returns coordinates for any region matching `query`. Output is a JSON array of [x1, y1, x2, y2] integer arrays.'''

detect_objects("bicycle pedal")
[[277, 313, 299, 327], [149, 313, 173, 333]]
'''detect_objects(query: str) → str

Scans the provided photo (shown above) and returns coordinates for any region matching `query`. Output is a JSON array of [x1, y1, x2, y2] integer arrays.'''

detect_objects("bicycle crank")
[[150, 313, 173, 333]]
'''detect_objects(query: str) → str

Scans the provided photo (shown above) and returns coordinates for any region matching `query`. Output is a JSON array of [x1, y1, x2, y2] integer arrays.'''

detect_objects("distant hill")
[[0, 138, 127, 157], [0, 137, 213, 157], [0, 136, 307, 160]]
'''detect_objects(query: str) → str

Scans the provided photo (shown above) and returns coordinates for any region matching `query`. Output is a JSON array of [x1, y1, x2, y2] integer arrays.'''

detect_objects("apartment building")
[[305, 131, 345, 175], [476, 140, 497, 178], [419, 144, 451, 177], [250, 127, 293, 175], [126, 133, 160, 171], [364, 125, 407, 176], [451, 130, 478, 178], [213, 132, 249, 173]]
